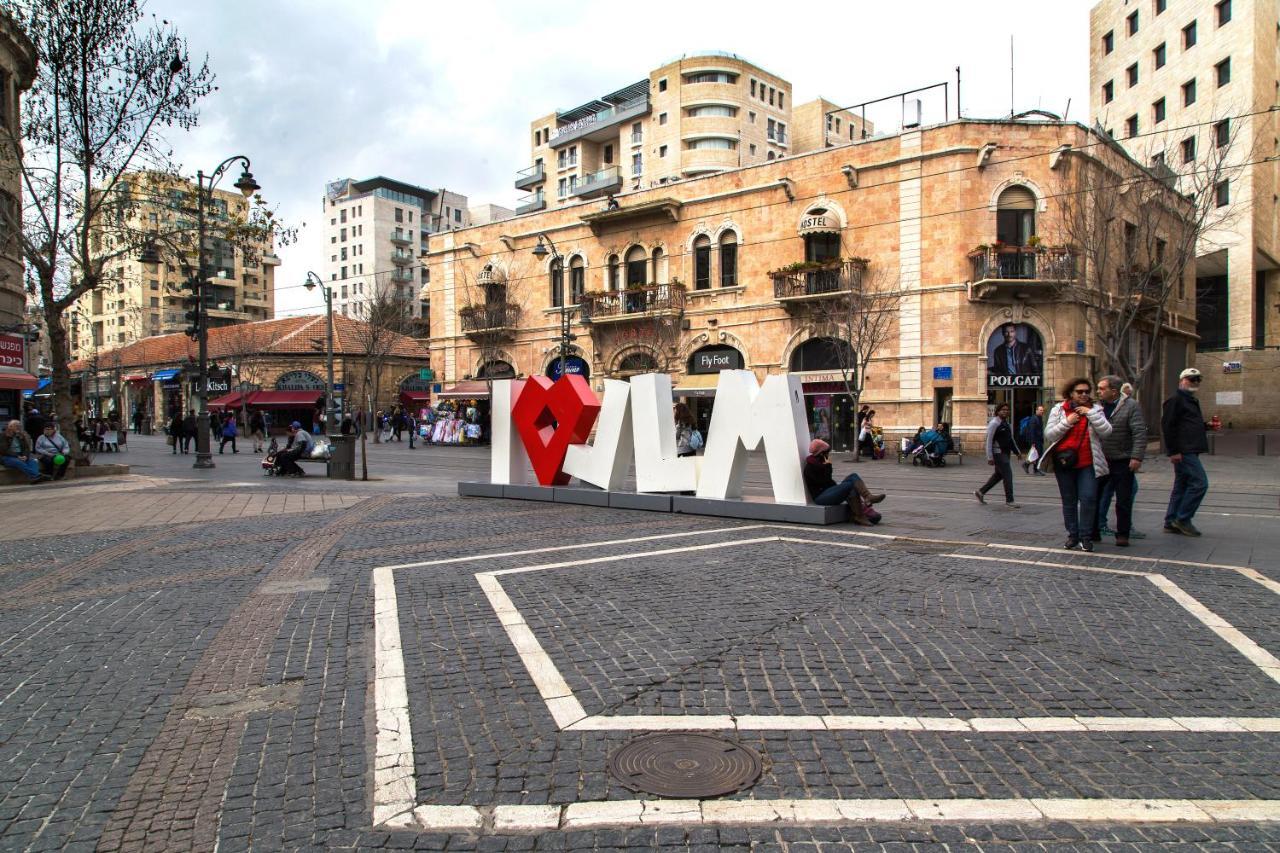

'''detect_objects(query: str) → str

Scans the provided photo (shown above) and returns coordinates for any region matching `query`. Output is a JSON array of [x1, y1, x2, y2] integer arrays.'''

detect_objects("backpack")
[[1018, 415, 1036, 443], [688, 429, 704, 451]]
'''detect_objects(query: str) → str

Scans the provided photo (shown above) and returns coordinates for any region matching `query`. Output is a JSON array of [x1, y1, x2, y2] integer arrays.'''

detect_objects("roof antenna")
[[1063, 98, 1072, 121]]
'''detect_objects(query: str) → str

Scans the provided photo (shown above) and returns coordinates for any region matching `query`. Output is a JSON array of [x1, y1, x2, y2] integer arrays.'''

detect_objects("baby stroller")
[[261, 438, 280, 475], [911, 430, 948, 468]]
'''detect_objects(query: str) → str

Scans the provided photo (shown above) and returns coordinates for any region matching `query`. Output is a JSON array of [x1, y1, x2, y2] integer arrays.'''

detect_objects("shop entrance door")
[[986, 388, 1042, 436]]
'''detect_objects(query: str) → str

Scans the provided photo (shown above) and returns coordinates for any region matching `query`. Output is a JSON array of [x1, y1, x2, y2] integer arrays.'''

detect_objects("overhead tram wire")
[[271, 104, 1280, 297]]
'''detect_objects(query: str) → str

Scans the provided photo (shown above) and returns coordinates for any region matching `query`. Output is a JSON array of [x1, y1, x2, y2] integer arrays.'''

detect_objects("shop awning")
[[672, 373, 720, 398], [208, 391, 246, 410], [245, 390, 320, 408], [436, 380, 491, 400], [122, 373, 149, 382], [399, 390, 431, 403], [151, 368, 182, 382], [0, 371, 39, 391]]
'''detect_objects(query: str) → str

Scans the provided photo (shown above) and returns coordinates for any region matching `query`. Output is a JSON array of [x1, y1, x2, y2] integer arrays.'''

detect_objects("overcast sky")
[[146, 0, 1096, 316]]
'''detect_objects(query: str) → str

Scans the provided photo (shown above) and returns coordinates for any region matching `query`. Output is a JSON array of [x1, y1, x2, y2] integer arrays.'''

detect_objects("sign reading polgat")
[[489, 371, 811, 504]]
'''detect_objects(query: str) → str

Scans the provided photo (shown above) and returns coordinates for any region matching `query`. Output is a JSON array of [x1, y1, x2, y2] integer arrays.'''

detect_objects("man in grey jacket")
[[1095, 375, 1147, 547]]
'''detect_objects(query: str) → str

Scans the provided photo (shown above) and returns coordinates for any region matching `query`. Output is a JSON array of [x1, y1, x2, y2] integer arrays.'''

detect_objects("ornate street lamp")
[[531, 235, 574, 380], [302, 271, 337, 435]]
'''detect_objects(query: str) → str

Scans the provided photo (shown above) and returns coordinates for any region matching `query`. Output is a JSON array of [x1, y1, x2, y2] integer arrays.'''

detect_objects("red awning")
[[399, 390, 431, 403], [246, 390, 321, 408], [435, 380, 491, 400], [122, 373, 149, 382], [208, 391, 245, 410], [0, 371, 38, 391]]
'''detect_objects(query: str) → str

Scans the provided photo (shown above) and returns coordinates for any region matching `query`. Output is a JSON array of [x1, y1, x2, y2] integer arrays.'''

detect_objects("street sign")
[[418, 368, 434, 381], [933, 366, 953, 381]]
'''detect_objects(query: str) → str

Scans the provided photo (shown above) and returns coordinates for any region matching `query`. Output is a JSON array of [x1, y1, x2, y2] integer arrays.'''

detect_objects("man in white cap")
[[1160, 367, 1209, 536]]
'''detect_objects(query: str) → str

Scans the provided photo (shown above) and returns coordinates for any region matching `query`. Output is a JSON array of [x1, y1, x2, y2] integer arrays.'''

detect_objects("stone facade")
[[426, 118, 1196, 446], [1089, 0, 1280, 349], [0, 12, 35, 329]]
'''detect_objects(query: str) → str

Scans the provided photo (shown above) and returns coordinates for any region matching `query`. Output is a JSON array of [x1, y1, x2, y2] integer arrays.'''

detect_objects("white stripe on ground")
[[1148, 574, 1280, 685]]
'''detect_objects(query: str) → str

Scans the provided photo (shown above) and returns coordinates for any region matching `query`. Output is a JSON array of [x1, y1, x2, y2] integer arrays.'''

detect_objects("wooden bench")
[[896, 437, 964, 465]]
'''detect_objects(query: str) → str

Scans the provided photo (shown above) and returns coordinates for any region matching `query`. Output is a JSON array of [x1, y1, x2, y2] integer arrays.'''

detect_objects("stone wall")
[[1196, 348, 1280, 428]]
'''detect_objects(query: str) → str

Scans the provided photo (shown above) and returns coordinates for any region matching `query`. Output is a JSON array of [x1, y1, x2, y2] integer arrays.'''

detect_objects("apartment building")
[[0, 11, 36, 420], [429, 117, 1194, 448], [69, 172, 279, 363], [322, 176, 471, 334], [513, 52, 868, 215], [1090, 0, 1280, 424]]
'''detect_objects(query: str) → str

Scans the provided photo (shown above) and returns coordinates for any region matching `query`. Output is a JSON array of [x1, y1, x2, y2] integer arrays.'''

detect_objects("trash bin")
[[327, 434, 355, 480]]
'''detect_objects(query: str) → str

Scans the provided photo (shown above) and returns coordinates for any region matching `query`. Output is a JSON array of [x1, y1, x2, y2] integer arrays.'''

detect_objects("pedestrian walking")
[[803, 439, 886, 525], [407, 412, 417, 449], [1039, 377, 1113, 551], [1018, 405, 1046, 475], [249, 410, 265, 453], [34, 423, 71, 480], [219, 412, 239, 454], [181, 410, 196, 454], [1161, 367, 1209, 537], [975, 402, 1022, 508], [1094, 375, 1146, 547], [168, 410, 184, 454]]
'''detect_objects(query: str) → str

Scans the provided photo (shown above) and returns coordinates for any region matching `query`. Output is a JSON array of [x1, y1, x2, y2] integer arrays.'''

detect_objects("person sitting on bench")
[[274, 421, 313, 477]]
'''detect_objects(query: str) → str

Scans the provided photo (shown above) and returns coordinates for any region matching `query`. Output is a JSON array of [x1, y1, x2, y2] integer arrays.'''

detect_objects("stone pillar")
[[897, 130, 923, 403]]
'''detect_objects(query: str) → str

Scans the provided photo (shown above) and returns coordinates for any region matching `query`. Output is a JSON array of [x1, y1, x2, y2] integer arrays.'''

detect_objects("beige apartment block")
[[69, 172, 279, 363], [1090, 0, 1279, 424], [469, 203, 515, 226], [514, 52, 870, 217], [0, 12, 34, 331], [427, 117, 1194, 450], [322, 177, 472, 336]]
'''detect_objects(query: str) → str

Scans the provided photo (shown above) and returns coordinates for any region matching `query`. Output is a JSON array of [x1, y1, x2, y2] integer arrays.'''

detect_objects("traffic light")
[[184, 293, 201, 340]]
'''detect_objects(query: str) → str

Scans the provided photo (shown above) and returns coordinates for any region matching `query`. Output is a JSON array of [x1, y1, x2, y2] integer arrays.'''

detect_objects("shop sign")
[[986, 323, 1045, 388], [400, 376, 433, 392], [933, 366, 953, 381], [689, 346, 743, 374], [546, 355, 590, 381], [418, 368, 434, 381], [276, 370, 325, 391], [490, 371, 810, 504], [0, 333, 25, 369]]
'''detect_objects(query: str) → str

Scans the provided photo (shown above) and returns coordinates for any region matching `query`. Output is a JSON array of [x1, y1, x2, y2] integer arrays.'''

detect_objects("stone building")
[[426, 116, 1196, 450], [514, 52, 867, 216], [1090, 0, 1280, 425], [68, 314, 429, 434], [0, 11, 36, 420], [68, 171, 280, 362]]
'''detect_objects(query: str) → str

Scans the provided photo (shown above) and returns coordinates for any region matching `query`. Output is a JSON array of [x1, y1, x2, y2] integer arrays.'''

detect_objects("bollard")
[[1260, 434, 1267, 457], [1207, 432, 1216, 455]]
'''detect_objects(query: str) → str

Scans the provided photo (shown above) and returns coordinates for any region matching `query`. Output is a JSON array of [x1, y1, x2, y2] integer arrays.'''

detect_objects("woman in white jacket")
[[1038, 376, 1113, 551]]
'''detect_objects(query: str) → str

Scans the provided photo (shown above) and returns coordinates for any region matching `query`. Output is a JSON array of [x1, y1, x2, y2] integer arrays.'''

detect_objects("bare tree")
[[1053, 123, 1247, 394], [456, 255, 531, 397], [0, 0, 215, 435], [213, 321, 266, 428], [348, 289, 415, 478], [792, 260, 902, 459]]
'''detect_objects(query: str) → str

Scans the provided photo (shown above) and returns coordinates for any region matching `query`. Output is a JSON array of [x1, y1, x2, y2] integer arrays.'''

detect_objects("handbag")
[[166, 434, 175, 446], [689, 429, 704, 451], [1053, 448, 1078, 470]]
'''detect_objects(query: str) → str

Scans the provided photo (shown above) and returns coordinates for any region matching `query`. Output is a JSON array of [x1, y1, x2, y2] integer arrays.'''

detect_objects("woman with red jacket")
[[1038, 377, 1113, 551]]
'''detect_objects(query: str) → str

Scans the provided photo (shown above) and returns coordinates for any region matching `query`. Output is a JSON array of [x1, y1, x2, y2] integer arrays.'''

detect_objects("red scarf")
[[1057, 400, 1093, 468]]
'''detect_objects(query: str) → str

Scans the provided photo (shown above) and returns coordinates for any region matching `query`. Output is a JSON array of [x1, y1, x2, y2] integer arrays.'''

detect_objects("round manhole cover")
[[606, 733, 762, 798]]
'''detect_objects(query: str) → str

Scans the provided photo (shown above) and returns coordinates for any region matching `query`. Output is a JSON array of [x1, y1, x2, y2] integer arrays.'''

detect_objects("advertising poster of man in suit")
[[987, 323, 1043, 387]]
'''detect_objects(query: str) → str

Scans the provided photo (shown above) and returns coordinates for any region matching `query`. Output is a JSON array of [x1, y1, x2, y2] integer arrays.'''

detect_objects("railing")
[[390, 231, 411, 245], [630, 131, 643, 144], [390, 269, 415, 283], [459, 303, 521, 333], [577, 166, 621, 195], [515, 163, 545, 188], [580, 282, 686, 322], [772, 260, 865, 300], [391, 249, 414, 264], [552, 95, 649, 141], [516, 192, 545, 214], [970, 246, 1077, 281]]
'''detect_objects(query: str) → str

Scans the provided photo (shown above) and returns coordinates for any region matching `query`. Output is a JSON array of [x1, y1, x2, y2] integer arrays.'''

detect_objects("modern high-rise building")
[[513, 52, 869, 215], [321, 176, 470, 335], [69, 171, 279, 362], [1090, 0, 1279, 356]]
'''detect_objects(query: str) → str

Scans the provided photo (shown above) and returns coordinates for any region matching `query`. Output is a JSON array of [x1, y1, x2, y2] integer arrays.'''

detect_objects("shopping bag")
[[1027, 446, 1040, 464], [166, 434, 175, 446]]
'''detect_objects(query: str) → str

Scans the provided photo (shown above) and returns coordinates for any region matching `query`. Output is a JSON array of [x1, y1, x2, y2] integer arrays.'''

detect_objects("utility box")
[[327, 434, 355, 480]]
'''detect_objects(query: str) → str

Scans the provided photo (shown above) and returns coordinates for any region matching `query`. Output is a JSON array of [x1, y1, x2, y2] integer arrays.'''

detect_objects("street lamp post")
[[303, 271, 337, 435], [188, 156, 261, 470], [531, 235, 573, 379]]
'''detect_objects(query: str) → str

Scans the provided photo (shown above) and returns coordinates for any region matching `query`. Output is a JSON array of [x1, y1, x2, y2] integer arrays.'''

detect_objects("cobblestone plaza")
[[1, 437, 1278, 850]]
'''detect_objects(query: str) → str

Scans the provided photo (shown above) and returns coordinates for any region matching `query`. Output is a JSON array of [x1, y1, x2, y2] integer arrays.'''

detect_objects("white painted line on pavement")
[[1148, 574, 1280, 686]]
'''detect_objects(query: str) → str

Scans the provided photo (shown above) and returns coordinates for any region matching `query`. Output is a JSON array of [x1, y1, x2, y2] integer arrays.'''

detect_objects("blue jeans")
[[1165, 453, 1208, 524], [1054, 465, 1098, 540], [815, 472, 864, 506], [1, 455, 41, 481]]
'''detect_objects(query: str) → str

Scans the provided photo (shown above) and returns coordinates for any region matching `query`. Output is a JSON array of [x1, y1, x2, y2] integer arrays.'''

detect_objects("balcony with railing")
[[572, 165, 622, 200], [515, 162, 545, 191], [391, 268, 415, 284], [550, 95, 650, 148], [391, 248, 415, 266], [967, 244, 1077, 300], [580, 282, 686, 325], [389, 231, 412, 246], [459, 302, 521, 341], [772, 259, 866, 309], [516, 191, 546, 215]]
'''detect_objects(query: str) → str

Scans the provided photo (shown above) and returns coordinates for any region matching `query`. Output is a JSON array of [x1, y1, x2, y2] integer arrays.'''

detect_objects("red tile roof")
[[69, 314, 429, 371]]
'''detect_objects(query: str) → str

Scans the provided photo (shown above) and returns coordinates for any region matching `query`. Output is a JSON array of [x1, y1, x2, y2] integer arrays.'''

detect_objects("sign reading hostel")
[[490, 371, 810, 504]]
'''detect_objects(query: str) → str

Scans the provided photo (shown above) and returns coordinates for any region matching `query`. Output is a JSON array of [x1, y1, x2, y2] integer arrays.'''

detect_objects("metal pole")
[[1260, 434, 1267, 456], [193, 170, 214, 469], [325, 286, 336, 435]]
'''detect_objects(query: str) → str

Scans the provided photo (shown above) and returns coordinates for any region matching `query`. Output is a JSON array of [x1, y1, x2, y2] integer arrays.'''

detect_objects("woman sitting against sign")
[[803, 439, 885, 525]]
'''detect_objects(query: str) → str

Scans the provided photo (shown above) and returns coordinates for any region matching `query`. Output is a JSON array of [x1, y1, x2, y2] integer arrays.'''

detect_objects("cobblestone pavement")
[[0, 459, 1278, 850]]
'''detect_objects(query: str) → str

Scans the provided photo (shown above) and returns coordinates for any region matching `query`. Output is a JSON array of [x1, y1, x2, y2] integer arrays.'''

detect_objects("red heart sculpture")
[[511, 374, 601, 486]]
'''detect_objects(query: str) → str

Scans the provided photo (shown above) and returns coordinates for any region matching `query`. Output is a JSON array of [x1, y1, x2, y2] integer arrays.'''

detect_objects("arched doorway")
[[789, 337, 856, 451], [477, 360, 515, 379], [616, 351, 659, 379]]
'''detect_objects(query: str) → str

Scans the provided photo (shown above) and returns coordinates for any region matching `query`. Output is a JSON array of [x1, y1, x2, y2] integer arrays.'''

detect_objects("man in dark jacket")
[[23, 407, 45, 442], [1096, 376, 1147, 546], [181, 409, 197, 454], [1161, 367, 1209, 537]]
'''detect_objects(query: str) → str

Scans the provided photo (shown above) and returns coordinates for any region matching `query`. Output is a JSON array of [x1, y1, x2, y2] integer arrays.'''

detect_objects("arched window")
[[549, 258, 564, 307], [569, 256, 585, 304], [478, 360, 515, 379], [719, 232, 738, 288], [617, 351, 659, 376], [789, 337, 855, 372], [607, 254, 620, 291], [996, 185, 1037, 246], [624, 245, 647, 287], [693, 235, 711, 290], [651, 247, 666, 284]]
